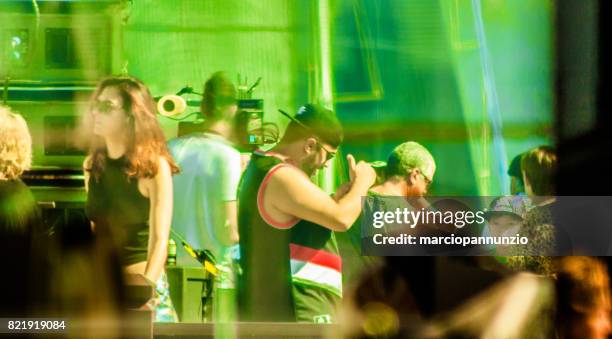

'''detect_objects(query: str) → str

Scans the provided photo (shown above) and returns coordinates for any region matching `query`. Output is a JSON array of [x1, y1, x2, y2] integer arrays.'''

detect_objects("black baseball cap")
[[278, 104, 344, 148]]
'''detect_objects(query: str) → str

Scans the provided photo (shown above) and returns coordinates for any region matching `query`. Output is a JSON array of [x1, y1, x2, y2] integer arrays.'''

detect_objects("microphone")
[[369, 161, 387, 168], [247, 77, 262, 94], [175, 86, 194, 96]]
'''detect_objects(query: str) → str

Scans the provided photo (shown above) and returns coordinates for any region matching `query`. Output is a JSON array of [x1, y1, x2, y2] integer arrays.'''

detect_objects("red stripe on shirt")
[[290, 243, 342, 272], [257, 163, 299, 229]]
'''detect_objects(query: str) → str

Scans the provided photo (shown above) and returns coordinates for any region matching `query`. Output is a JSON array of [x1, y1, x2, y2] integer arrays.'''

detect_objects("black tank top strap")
[[237, 152, 342, 322]]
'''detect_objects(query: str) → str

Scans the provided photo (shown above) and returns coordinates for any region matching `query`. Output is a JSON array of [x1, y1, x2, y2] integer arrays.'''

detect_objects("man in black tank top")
[[237, 104, 377, 322]]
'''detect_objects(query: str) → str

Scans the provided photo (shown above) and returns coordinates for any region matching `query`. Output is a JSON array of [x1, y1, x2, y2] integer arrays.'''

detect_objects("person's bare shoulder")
[[156, 156, 172, 178], [83, 155, 92, 171], [267, 165, 312, 195]]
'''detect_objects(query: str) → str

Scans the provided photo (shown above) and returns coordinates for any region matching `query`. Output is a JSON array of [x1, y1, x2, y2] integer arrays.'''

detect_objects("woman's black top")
[[85, 155, 149, 265], [1, 178, 46, 316]]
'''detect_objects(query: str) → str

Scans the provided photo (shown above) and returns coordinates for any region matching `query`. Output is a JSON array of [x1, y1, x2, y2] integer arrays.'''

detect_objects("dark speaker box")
[[166, 266, 213, 323]]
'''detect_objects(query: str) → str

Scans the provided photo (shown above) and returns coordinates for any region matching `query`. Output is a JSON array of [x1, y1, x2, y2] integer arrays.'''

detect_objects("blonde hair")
[[0, 105, 32, 180], [385, 141, 436, 181]]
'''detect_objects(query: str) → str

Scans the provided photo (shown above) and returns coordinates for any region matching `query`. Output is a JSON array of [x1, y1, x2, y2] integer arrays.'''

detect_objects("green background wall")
[[120, 0, 553, 196]]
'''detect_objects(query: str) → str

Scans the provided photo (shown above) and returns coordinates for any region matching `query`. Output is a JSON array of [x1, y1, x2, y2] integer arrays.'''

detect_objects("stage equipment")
[[157, 95, 187, 117], [168, 230, 216, 322]]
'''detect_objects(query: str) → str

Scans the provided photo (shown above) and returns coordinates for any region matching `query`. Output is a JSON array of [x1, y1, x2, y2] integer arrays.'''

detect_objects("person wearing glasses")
[[371, 141, 435, 197], [82, 76, 180, 322], [342, 141, 436, 286], [237, 103, 377, 323]]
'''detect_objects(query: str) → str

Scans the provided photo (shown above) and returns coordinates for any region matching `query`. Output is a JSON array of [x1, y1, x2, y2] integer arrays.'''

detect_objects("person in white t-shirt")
[[168, 72, 241, 265]]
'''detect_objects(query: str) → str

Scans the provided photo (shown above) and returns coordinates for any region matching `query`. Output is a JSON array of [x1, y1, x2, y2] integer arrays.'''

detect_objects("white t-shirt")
[[168, 132, 242, 265]]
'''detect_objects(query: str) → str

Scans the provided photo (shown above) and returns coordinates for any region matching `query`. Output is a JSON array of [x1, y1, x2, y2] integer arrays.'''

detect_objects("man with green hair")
[[370, 141, 436, 197], [342, 141, 436, 286]]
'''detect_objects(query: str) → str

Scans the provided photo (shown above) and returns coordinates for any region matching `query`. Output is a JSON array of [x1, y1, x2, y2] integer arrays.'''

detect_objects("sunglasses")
[[317, 140, 336, 162], [92, 100, 122, 114], [278, 109, 337, 162], [417, 169, 432, 186]]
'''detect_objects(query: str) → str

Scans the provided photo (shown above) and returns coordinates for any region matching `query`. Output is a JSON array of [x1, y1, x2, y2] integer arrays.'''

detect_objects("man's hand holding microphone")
[[334, 154, 377, 201]]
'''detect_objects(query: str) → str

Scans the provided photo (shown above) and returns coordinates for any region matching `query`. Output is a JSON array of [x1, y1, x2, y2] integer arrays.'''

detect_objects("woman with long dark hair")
[[82, 76, 180, 321]]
